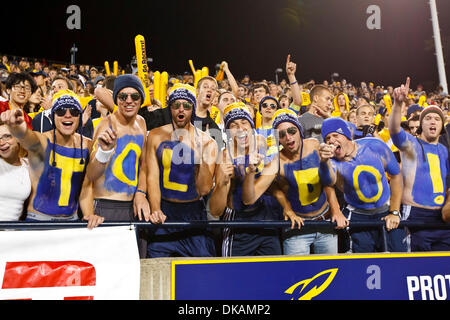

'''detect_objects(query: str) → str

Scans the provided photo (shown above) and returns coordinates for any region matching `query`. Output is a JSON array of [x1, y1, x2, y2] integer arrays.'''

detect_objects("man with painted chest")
[[145, 84, 218, 257], [321, 117, 406, 253], [0, 90, 103, 229], [85, 75, 150, 256]]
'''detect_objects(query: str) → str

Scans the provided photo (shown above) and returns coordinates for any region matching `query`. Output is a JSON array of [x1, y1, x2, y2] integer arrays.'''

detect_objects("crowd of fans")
[[0, 52, 449, 258]]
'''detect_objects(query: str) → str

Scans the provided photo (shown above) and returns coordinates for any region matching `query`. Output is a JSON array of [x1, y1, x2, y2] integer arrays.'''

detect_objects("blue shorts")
[[147, 199, 216, 258], [405, 206, 450, 252]]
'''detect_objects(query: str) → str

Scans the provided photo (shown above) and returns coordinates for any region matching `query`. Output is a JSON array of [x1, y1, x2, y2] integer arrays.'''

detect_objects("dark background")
[[1, 0, 449, 90]]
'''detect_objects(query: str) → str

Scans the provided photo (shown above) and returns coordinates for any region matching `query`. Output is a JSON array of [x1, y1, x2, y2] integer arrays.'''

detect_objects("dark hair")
[[52, 75, 74, 91], [251, 83, 269, 95], [5, 72, 37, 93], [408, 114, 420, 123], [104, 75, 117, 91]]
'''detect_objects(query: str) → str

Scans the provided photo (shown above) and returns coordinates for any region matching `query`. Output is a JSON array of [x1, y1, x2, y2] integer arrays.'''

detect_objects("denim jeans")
[[283, 229, 338, 255]]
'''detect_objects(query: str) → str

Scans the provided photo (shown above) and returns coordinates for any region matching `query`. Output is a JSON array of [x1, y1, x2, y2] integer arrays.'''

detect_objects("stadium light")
[[70, 44, 78, 65], [275, 68, 283, 84], [429, 0, 448, 94]]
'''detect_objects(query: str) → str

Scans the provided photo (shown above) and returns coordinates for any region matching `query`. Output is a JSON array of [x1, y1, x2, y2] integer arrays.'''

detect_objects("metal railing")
[[1, 220, 449, 253]]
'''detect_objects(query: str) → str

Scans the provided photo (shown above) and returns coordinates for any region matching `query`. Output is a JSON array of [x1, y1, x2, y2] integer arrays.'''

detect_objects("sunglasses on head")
[[262, 103, 277, 110], [117, 92, 141, 102], [278, 126, 298, 139], [171, 101, 193, 110], [54, 107, 81, 117]]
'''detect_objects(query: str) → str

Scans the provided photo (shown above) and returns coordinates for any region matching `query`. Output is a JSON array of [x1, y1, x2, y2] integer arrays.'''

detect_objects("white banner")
[[0, 226, 140, 300]]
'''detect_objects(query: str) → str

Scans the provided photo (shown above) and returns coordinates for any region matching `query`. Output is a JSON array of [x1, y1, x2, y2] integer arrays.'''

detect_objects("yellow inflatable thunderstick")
[[104, 61, 111, 76], [134, 34, 152, 107], [113, 61, 119, 76]]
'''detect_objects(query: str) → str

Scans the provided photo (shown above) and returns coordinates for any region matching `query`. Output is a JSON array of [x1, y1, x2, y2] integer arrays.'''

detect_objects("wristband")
[[136, 189, 147, 196], [290, 80, 298, 85], [95, 146, 115, 164]]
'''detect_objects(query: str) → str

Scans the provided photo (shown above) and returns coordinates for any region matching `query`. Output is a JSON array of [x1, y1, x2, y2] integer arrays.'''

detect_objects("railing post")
[[380, 225, 389, 253]]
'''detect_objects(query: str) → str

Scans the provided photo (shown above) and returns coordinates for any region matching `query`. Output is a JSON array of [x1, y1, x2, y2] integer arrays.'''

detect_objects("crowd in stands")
[[0, 52, 449, 258]]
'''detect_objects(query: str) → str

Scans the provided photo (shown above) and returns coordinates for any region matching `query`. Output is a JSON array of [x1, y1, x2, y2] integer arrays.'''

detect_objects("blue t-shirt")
[[330, 137, 400, 210], [391, 129, 449, 207]]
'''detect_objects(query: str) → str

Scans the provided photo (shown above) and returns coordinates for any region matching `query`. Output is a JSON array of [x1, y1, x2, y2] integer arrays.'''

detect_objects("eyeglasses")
[[0, 134, 13, 142], [261, 103, 277, 110], [54, 107, 81, 117], [170, 102, 193, 110], [117, 92, 141, 102], [12, 84, 32, 93], [278, 126, 298, 139]]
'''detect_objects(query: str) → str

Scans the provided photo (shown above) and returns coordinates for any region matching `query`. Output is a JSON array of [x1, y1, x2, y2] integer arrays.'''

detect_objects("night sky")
[[2, 0, 450, 90]]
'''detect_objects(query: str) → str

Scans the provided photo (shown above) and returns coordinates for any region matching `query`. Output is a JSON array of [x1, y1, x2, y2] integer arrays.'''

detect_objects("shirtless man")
[[0, 90, 103, 228], [146, 83, 217, 257], [86, 75, 149, 217], [86, 75, 149, 255], [322, 117, 405, 253], [242, 109, 347, 255], [208, 102, 283, 257], [389, 77, 450, 252]]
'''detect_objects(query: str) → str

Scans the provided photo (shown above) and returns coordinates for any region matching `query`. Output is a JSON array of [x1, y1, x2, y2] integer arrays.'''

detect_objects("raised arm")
[[86, 117, 117, 182], [222, 61, 239, 99], [389, 77, 410, 135], [286, 54, 302, 108], [94, 86, 115, 113], [0, 109, 45, 156]]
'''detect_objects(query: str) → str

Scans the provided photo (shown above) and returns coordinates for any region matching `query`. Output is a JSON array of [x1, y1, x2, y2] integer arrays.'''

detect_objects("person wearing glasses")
[[85, 74, 150, 256], [32, 75, 94, 139], [145, 83, 218, 257], [0, 90, 104, 229], [257, 96, 280, 162], [0, 72, 37, 130], [242, 109, 346, 255]]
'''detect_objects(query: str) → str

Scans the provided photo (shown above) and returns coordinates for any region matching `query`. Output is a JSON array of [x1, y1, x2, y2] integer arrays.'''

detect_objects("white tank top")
[[0, 158, 31, 221]]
